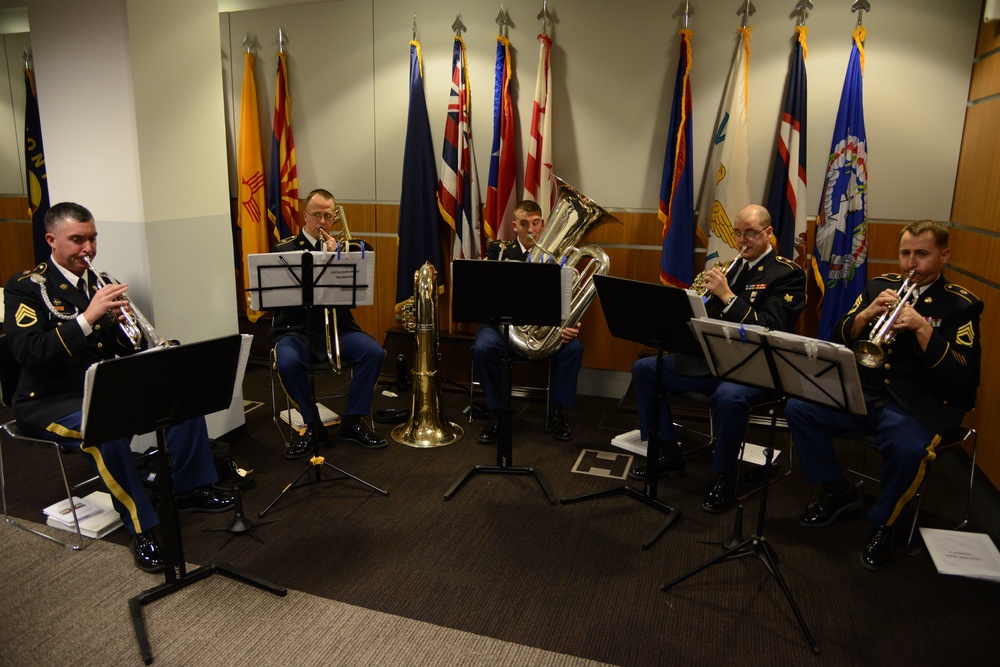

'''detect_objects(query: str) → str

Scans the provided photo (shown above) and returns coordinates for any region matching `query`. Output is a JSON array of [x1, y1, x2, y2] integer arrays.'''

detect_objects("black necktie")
[[76, 277, 87, 298], [315, 239, 323, 250], [731, 262, 751, 292]]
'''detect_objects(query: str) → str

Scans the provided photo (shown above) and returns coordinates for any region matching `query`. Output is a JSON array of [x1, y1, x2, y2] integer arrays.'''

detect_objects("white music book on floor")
[[920, 528, 1000, 583], [279, 403, 341, 430], [44, 490, 122, 540], [611, 429, 646, 456]]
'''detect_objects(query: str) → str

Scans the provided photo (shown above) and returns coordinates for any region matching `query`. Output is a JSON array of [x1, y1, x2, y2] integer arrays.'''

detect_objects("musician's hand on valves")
[[861, 289, 898, 325], [560, 322, 581, 344], [83, 282, 129, 326], [705, 268, 735, 302]]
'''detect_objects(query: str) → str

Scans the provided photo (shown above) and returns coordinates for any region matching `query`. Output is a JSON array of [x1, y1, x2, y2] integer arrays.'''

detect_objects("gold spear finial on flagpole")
[[452, 13, 466, 35], [496, 4, 510, 37]]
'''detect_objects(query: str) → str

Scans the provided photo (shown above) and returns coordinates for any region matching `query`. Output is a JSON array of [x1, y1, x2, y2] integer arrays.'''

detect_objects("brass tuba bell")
[[392, 262, 464, 447]]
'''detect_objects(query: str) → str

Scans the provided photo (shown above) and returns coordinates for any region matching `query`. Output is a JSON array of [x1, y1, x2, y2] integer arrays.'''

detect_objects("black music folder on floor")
[[445, 258, 570, 504], [82, 335, 287, 665]]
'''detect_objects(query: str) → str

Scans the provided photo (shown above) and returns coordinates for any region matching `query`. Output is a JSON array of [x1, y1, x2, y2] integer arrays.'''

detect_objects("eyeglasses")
[[306, 211, 338, 223], [733, 229, 764, 240]]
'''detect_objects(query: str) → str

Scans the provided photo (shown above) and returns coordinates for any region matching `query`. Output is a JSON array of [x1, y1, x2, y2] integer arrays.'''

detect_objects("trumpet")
[[82, 256, 176, 350], [316, 205, 353, 373], [691, 248, 746, 297], [852, 270, 919, 369]]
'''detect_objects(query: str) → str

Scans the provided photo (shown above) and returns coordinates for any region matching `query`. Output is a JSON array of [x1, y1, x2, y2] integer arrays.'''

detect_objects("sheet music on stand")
[[247, 250, 374, 310], [81, 334, 255, 437]]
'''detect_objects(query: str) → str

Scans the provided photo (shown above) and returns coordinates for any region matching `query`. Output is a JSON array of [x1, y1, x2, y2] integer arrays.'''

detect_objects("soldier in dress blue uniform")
[[472, 200, 583, 443], [268, 189, 386, 457], [628, 204, 807, 514], [2, 202, 234, 572], [787, 219, 982, 570]]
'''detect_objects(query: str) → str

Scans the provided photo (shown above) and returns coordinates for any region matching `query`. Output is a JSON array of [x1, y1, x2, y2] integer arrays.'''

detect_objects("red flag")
[[485, 35, 516, 242], [523, 33, 553, 218], [266, 51, 299, 240]]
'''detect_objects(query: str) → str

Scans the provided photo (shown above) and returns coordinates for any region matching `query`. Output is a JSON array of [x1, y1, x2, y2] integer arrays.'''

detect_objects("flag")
[[396, 41, 444, 309], [266, 51, 299, 241], [697, 27, 751, 268], [767, 26, 809, 268], [437, 36, 484, 260], [24, 68, 50, 265], [237, 52, 269, 323], [813, 26, 869, 341], [484, 35, 517, 242], [659, 29, 695, 289], [523, 33, 553, 219]]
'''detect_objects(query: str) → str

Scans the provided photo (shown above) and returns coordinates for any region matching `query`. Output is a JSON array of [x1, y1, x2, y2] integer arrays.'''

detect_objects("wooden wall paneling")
[[953, 274, 995, 490], [969, 51, 1000, 101], [866, 222, 906, 261], [0, 220, 35, 283], [952, 102, 1000, 232], [975, 9, 1000, 56], [948, 228, 996, 282], [0, 196, 28, 220]]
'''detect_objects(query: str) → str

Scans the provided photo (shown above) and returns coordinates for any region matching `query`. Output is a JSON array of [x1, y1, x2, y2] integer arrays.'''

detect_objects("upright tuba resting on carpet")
[[507, 177, 621, 360], [392, 262, 463, 447]]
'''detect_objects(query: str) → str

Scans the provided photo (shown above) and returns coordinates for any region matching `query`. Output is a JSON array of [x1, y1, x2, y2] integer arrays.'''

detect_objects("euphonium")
[[392, 262, 463, 447], [690, 249, 746, 297], [316, 205, 354, 373], [507, 177, 621, 360], [82, 256, 176, 349], [852, 270, 920, 369]]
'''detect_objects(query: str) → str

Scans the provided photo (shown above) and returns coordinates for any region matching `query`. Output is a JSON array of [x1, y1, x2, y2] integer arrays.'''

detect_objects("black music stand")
[[444, 259, 567, 504], [660, 320, 866, 655], [249, 250, 388, 517], [561, 276, 696, 548], [82, 335, 287, 665]]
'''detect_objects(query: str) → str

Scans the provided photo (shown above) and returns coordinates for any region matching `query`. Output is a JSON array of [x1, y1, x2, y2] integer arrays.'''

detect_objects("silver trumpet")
[[852, 270, 919, 369], [82, 256, 176, 350]]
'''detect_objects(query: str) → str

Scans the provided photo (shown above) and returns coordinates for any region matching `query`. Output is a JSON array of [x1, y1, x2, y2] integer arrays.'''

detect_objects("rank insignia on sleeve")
[[956, 322, 975, 347], [15, 303, 38, 328]]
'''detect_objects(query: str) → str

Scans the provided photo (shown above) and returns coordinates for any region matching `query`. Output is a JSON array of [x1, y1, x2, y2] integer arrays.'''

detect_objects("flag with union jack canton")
[[437, 36, 484, 260], [523, 33, 553, 219], [659, 29, 695, 288], [813, 27, 868, 341], [237, 52, 269, 322], [266, 51, 299, 241], [484, 35, 516, 242], [767, 26, 809, 268]]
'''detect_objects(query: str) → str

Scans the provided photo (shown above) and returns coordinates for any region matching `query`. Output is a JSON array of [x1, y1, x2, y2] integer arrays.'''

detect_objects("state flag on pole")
[[437, 35, 484, 260], [697, 27, 751, 268], [266, 51, 299, 241], [659, 29, 695, 288], [237, 52, 270, 323], [24, 68, 50, 265], [484, 35, 516, 242], [813, 27, 869, 341], [396, 40, 444, 309], [766, 26, 809, 268], [523, 33, 553, 219]]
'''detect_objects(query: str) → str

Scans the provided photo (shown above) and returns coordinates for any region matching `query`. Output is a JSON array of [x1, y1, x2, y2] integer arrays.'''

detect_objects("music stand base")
[[129, 562, 287, 664], [259, 455, 388, 518], [444, 464, 556, 504], [561, 485, 681, 549]]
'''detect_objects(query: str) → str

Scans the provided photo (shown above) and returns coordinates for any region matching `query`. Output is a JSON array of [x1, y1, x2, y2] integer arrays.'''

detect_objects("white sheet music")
[[247, 251, 375, 311]]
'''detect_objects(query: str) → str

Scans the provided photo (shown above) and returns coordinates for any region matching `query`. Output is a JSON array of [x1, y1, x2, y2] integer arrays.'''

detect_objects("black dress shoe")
[[176, 487, 236, 513], [628, 453, 686, 481], [286, 422, 328, 459], [338, 420, 387, 449], [478, 413, 499, 445], [130, 530, 165, 573], [702, 472, 737, 513], [545, 408, 572, 441], [799, 486, 863, 528], [862, 524, 896, 570]]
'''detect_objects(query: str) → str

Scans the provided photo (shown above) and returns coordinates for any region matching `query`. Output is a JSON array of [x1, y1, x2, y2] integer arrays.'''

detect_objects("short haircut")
[[900, 219, 948, 247], [736, 204, 771, 229], [513, 200, 542, 218], [44, 202, 94, 233], [304, 188, 336, 208]]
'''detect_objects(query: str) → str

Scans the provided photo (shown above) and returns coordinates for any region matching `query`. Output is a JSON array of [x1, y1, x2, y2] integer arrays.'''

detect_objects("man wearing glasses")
[[628, 204, 806, 513], [268, 189, 386, 457]]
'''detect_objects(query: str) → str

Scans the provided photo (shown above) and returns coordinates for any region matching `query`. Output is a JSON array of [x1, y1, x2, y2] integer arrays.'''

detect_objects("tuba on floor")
[[392, 262, 463, 447], [507, 177, 621, 360]]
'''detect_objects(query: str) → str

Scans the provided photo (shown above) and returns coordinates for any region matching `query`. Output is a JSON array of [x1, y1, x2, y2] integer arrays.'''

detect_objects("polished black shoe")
[[862, 524, 896, 570], [286, 422, 328, 459], [628, 452, 686, 481], [702, 472, 737, 513], [545, 408, 572, 441], [176, 486, 237, 513], [478, 413, 499, 445], [799, 486, 863, 528], [130, 530, 165, 573], [338, 420, 387, 449]]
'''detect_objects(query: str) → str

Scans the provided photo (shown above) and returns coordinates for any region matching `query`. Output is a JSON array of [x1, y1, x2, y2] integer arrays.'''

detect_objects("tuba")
[[507, 177, 621, 360], [392, 262, 463, 447]]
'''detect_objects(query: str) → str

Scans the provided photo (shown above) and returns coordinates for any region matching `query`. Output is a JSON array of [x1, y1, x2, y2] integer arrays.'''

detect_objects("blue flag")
[[813, 27, 868, 340], [766, 27, 808, 268], [396, 41, 443, 309], [659, 29, 695, 288], [24, 69, 50, 265]]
